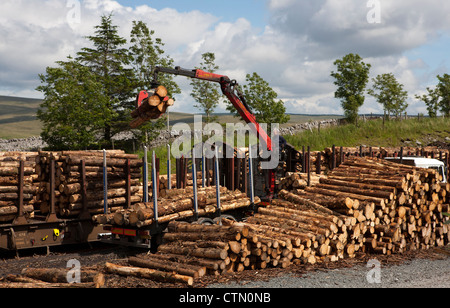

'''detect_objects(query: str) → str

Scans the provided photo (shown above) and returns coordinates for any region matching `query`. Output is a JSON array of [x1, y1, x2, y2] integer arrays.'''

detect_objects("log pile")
[[289, 157, 449, 255], [102, 157, 449, 285], [0, 152, 39, 223], [93, 185, 256, 228], [37, 150, 143, 218], [319, 146, 449, 173], [130, 86, 174, 128], [277, 172, 321, 191]]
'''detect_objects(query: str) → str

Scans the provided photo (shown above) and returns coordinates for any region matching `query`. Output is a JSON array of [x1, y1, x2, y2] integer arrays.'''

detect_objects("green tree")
[[226, 72, 290, 135], [331, 53, 371, 124], [415, 87, 440, 118], [36, 58, 110, 150], [368, 73, 408, 118], [437, 74, 450, 116], [129, 20, 181, 145], [76, 13, 137, 145], [190, 52, 221, 123]]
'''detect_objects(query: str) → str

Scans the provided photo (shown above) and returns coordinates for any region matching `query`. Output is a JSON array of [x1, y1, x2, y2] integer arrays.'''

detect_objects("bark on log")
[[21, 268, 104, 288], [104, 262, 193, 286], [128, 256, 205, 278]]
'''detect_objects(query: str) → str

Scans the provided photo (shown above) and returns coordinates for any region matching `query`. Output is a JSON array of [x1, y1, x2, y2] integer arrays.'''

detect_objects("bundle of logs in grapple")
[[37, 150, 143, 218], [0, 152, 39, 223], [130, 86, 174, 129], [93, 186, 257, 228]]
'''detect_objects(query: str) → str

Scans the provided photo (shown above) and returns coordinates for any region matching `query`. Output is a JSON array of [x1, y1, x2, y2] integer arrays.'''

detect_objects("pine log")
[[104, 262, 193, 286], [21, 268, 104, 288], [155, 85, 168, 98], [157, 244, 228, 260], [128, 256, 205, 278]]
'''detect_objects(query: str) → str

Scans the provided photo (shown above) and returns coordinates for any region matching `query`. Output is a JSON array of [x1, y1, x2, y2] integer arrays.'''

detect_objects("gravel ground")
[[0, 244, 449, 288], [207, 247, 450, 288]]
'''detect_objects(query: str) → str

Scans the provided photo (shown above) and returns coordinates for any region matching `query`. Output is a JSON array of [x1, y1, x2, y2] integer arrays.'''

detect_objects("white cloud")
[[0, 0, 449, 116]]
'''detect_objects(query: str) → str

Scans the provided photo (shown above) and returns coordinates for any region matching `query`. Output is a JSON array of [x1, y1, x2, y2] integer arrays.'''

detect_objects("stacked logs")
[[277, 172, 321, 191], [93, 186, 256, 228], [0, 152, 39, 223], [157, 172, 214, 198], [130, 86, 174, 128], [37, 150, 143, 218], [104, 221, 253, 285], [320, 146, 449, 173], [289, 157, 449, 255]]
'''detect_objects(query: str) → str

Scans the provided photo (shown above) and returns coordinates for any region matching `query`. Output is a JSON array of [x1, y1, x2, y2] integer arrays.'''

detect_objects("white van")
[[384, 157, 447, 183]]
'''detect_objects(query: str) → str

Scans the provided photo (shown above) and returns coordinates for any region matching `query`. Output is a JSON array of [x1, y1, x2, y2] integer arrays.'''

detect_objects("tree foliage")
[[190, 52, 221, 123], [226, 72, 289, 135], [37, 14, 179, 150], [129, 20, 180, 145], [415, 87, 440, 118], [437, 73, 450, 116], [331, 53, 371, 124], [368, 73, 408, 118], [36, 58, 110, 150], [76, 13, 137, 144]]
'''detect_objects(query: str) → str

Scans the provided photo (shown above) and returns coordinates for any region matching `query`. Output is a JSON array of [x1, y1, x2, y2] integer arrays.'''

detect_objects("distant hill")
[[0, 95, 343, 139], [0, 95, 43, 139]]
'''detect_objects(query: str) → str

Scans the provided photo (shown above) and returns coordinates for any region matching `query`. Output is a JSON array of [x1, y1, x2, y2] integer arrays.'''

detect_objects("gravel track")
[[208, 257, 450, 288], [1, 244, 448, 288], [207, 247, 450, 288]]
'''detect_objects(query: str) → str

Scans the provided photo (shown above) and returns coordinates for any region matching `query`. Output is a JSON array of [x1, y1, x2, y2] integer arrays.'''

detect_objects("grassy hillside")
[[284, 117, 450, 151], [0, 96, 43, 139], [0, 95, 342, 139]]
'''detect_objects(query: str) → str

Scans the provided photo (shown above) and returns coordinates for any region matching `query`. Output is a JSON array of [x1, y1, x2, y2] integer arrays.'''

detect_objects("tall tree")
[[226, 72, 290, 135], [368, 73, 408, 118], [437, 73, 450, 116], [331, 53, 371, 124], [76, 13, 136, 144], [36, 58, 110, 150], [129, 20, 181, 144], [415, 87, 440, 118], [190, 52, 221, 123]]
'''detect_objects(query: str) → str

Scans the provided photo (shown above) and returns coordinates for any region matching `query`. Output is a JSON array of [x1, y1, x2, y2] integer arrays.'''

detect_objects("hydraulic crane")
[[134, 66, 287, 201]]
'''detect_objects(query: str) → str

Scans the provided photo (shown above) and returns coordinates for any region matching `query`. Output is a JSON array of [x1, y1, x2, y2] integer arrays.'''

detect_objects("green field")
[[284, 117, 450, 151], [0, 96, 43, 138], [0, 95, 341, 139]]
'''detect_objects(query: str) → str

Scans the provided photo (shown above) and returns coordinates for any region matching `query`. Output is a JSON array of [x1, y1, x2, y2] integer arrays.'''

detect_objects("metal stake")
[[103, 149, 108, 214], [192, 149, 199, 221], [152, 151, 159, 225], [143, 146, 149, 203]]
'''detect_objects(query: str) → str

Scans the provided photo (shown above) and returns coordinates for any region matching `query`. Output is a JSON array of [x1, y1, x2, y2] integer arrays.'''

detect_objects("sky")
[[0, 0, 450, 115]]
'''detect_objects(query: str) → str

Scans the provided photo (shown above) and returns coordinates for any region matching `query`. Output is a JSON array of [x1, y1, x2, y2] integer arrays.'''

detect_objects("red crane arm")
[[153, 66, 273, 151]]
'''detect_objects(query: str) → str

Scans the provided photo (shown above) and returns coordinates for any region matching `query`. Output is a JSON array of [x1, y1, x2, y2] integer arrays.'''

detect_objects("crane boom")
[[152, 66, 273, 151]]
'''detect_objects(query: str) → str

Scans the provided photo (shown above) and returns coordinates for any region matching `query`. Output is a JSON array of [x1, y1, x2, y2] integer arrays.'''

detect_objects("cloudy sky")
[[1, 0, 449, 115]]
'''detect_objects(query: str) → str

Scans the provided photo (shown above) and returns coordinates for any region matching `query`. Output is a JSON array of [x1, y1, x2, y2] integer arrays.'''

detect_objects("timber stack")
[[93, 185, 257, 227], [156, 171, 214, 198], [130, 86, 174, 129], [288, 156, 449, 255], [0, 152, 39, 223], [320, 146, 449, 172], [37, 150, 143, 218]]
